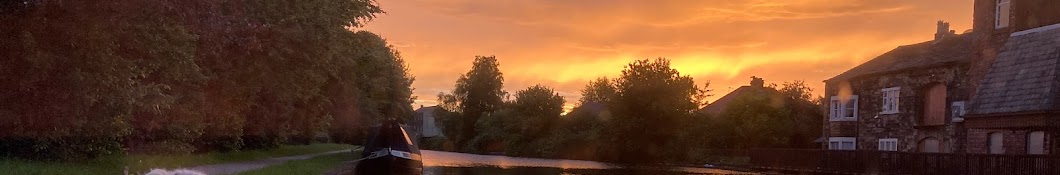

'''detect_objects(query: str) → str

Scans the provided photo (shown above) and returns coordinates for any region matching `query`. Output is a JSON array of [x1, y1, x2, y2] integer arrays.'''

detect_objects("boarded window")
[[922, 84, 947, 126], [989, 132, 1005, 154], [918, 138, 941, 153], [1028, 131, 1046, 155]]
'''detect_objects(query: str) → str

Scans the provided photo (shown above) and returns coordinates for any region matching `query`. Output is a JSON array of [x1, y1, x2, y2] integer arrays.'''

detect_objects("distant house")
[[411, 106, 444, 144], [822, 0, 1060, 155], [567, 101, 608, 118], [699, 77, 783, 116]]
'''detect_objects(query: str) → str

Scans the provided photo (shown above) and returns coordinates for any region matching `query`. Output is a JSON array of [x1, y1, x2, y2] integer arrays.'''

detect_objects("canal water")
[[420, 150, 753, 175]]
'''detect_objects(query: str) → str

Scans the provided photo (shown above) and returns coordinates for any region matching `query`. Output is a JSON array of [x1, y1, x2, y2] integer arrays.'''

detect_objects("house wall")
[[966, 127, 1056, 155], [970, 0, 1060, 95], [964, 0, 1060, 155], [823, 64, 971, 152], [1011, 0, 1060, 31]]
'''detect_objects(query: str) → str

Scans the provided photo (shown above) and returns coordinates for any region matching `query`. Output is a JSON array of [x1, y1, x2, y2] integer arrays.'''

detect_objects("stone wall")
[[823, 64, 971, 152]]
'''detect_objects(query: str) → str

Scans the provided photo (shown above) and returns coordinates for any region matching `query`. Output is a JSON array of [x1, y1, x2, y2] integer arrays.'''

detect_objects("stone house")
[[822, 0, 1060, 155], [822, 21, 976, 153]]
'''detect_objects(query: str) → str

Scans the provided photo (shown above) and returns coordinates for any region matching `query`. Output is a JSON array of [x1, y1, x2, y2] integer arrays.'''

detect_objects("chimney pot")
[[751, 76, 765, 88], [935, 20, 951, 40]]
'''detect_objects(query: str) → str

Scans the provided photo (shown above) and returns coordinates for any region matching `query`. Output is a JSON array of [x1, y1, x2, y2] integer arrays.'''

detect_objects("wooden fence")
[[748, 149, 1060, 175]]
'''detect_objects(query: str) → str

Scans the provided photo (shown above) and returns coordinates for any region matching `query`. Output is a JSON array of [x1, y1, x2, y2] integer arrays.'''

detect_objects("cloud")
[[365, 0, 974, 108]]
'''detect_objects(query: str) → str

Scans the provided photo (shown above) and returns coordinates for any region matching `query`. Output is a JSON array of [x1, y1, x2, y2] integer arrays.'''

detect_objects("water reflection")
[[420, 150, 752, 175]]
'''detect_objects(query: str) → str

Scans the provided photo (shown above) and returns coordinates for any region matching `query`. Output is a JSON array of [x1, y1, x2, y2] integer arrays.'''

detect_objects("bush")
[[0, 137, 123, 160]]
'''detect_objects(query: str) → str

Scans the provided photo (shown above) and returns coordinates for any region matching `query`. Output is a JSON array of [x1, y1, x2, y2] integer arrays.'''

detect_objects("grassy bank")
[[237, 152, 359, 175], [0, 144, 354, 175]]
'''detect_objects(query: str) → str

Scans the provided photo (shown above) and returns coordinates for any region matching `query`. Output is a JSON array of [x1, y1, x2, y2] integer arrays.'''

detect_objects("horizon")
[[362, 0, 974, 111]]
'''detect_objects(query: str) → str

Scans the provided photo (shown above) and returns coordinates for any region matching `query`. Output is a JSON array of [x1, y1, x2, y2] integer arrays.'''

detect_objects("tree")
[[601, 58, 707, 163], [326, 31, 415, 145], [578, 77, 616, 106], [778, 80, 823, 148], [452, 56, 506, 147], [504, 85, 565, 156], [0, 0, 394, 158]]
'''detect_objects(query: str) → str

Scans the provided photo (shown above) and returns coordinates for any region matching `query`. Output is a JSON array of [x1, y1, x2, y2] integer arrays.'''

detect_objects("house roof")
[[698, 85, 783, 115], [567, 101, 606, 117], [826, 35, 975, 82], [415, 106, 437, 111], [968, 27, 1060, 116]]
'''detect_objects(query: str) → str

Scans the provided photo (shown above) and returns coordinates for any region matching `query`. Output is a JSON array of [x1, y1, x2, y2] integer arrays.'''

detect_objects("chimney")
[[935, 20, 953, 40], [751, 76, 764, 88]]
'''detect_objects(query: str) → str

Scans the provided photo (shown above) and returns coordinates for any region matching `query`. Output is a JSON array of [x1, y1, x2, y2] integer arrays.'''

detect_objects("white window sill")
[[830, 118, 858, 122], [880, 111, 899, 115]]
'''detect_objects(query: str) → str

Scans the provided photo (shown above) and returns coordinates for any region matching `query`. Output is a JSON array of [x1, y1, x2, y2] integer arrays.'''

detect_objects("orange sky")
[[361, 0, 974, 111]]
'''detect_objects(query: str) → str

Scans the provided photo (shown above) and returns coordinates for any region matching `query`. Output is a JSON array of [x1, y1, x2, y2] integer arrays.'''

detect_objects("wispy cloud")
[[366, 0, 973, 108]]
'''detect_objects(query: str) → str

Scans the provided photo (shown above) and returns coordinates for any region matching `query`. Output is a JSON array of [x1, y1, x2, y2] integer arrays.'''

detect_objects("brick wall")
[[967, 128, 1056, 155]]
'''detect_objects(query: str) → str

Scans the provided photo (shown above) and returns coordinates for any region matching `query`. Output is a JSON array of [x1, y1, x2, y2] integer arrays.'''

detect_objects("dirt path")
[[186, 150, 351, 175]]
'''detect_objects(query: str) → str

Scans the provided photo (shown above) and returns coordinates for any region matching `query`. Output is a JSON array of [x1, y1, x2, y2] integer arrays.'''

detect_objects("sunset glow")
[[364, 0, 974, 110]]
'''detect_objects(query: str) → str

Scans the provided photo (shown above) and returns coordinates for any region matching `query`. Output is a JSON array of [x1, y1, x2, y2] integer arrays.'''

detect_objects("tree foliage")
[[0, 0, 412, 160], [578, 77, 616, 106], [468, 85, 565, 156], [451, 56, 506, 147], [601, 58, 707, 163]]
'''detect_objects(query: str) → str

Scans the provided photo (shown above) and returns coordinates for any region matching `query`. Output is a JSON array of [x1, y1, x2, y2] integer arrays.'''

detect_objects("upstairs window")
[[830, 95, 859, 121], [881, 87, 900, 114], [829, 137, 857, 150], [952, 101, 966, 122], [878, 138, 899, 151], [997, 0, 1011, 29]]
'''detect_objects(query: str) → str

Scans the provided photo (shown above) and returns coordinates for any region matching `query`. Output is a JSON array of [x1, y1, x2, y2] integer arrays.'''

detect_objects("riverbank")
[[239, 152, 359, 175], [0, 144, 353, 175]]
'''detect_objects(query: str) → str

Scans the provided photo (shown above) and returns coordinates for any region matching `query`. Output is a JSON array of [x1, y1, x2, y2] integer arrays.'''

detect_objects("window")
[[918, 138, 941, 153], [922, 84, 947, 126], [996, 0, 1011, 29], [829, 95, 859, 121], [1028, 131, 1045, 155], [952, 101, 966, 122], [881, 87, 900, 114], [989, 132, 1005, 154], [878, 138, 898, 151], [829, 137, 857, 150]]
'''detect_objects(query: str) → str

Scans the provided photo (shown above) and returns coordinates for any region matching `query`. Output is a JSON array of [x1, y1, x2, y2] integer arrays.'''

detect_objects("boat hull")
[[354, 155, 423, 175]]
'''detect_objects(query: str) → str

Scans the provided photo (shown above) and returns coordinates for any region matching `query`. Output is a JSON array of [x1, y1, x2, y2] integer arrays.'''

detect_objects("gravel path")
[[187, 150, 351, 175]]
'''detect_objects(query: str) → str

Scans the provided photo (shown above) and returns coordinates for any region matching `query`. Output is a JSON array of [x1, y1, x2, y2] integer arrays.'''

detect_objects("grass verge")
[[0, 143, 354, 175], [236, 152, 359, 175]]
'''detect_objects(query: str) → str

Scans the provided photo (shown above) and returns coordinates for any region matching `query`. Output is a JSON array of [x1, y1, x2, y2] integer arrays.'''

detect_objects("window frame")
[[828, 137, 857, 150], [1028, 131, 1046, 155], [829, 95, 859, 121], [878, 138, 899, 151], [996, 0, 1011, 29], [951, 101, 966, 122], [988, 132, 1005, 154], [880, 87, 900, 114]]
